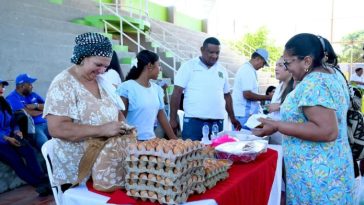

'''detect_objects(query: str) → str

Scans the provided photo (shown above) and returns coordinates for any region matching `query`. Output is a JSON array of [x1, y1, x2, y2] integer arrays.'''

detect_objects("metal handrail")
[[102, 19, 176, 74], [147, 19, 200, 59], [98, 0, 275, 85], [99, 1, 191, 76], [101, 2, 186, 62]]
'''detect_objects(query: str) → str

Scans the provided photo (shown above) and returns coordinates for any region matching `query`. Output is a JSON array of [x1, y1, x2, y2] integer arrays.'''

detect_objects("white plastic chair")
[[41, 139, 63, 205]]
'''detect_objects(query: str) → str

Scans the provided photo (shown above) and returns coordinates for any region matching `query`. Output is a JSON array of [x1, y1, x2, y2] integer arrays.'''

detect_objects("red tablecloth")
[[87, 148, 278, 205]]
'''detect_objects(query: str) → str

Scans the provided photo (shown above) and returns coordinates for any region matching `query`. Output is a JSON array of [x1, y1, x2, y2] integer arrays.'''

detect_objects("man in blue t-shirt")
[[6, 74, 50, 150]]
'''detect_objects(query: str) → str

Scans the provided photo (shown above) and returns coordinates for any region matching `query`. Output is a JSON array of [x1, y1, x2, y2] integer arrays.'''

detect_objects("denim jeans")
[[182, 117, 223, 141], [0, 141, 47, 187], [33, 122, 51, 150]]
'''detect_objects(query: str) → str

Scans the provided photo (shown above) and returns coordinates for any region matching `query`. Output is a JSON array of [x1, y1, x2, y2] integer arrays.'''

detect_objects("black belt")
[[185, 117, 222, 122]]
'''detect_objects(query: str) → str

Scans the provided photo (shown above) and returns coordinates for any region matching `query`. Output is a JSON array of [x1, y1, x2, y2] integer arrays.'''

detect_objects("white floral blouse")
[[43, 69, 119, 185]]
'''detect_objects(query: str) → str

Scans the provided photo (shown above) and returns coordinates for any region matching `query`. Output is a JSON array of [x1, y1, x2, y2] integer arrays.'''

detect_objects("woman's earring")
[[305, 67, 309, 72]]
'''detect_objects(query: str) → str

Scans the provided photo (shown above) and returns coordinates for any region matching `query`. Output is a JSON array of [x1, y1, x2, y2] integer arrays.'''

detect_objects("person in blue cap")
[[6, 73, 50, 150], [0, 79, 51, 196], [232, 48, 273, 130]]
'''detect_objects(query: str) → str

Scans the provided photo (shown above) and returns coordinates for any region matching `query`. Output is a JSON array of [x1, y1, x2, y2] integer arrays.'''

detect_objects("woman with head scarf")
[[43, 32, 135, 191], [253, 33, 354, 203]]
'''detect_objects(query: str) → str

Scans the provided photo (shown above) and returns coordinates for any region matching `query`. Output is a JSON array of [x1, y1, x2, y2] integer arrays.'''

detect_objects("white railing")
[[102, 20, 176, 75], [99, 1, 193, 77], [97, 0, 275, 87], [147, 19, 200, 59]]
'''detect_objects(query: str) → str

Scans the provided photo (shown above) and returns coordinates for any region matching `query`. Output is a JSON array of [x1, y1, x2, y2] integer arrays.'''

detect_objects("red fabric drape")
[[87, 149, 278, 205]]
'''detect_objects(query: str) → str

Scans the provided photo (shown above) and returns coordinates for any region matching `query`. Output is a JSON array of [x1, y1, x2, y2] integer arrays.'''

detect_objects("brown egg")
[[173, 146, 182, 155], [139, 173, 147, 179], [140, 155, 148, 161], [137, 142, 144, 151], [148, 191, 156, 198], [145, 143, 155, 151], [148, 173, 156, 181], [130, 155, 137, 161], [163, 146, 171, 153], [173, 168, 179, 174], [130, 189, 137, 195], [165, 177, 172, 185], [149, 156, 157, 162], [156, 144, 163, 152], [156, 157, 163, 163], [165, 196, 171, 202]]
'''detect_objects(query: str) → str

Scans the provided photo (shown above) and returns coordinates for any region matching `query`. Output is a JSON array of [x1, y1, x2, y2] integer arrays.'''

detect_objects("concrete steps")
[[0, 12, 99, 35], [1, 0, 98, 22], [0, 0, 106, 96]]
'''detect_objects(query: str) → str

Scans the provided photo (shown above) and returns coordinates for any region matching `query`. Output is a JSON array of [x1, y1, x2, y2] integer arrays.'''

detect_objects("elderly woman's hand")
[[100, 121, 125, 137], [252, 118, 279, 137]]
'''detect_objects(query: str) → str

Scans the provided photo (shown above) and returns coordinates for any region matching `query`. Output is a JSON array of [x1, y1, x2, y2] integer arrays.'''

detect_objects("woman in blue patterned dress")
[[253, 33, 354, 204]]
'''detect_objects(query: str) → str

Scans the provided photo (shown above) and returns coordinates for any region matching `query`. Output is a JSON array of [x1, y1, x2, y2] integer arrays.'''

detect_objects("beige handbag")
[[73, 122, 136, 192]]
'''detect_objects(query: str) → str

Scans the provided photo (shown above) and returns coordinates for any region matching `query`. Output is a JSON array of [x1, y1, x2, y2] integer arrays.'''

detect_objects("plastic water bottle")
[[211, 123, 219, 140], [201, 123, 210, 145]]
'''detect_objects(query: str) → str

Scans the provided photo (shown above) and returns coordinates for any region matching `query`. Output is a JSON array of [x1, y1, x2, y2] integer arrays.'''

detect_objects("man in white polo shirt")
[[169, 37, 241, 140], [232, 49, 273, 129]]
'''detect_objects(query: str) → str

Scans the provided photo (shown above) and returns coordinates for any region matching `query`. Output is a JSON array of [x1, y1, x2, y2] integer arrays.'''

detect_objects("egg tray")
[[126, 151, 205, 170], [125, 175, 204, 197], [204, 172, 229, 189], [191, 183, 207, 194], [126, 160, 205, 179], [127, 149, 205, 168], [126, 189, 189, 204], [128, 143, 204, 162], [127, 158, 204, 172], [125, 166, 205, 186], [205, 166, 229, 179], [203, 159, 232, 178], [201, 146, 216, 158]]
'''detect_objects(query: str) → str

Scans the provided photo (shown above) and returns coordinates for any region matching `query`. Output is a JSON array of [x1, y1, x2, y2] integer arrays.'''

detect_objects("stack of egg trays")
[[203, 159, 231, 190], [125, 143, 206, 204]]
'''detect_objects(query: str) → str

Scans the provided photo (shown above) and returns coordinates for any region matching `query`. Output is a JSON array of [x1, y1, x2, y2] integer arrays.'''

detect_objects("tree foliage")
[[338, 30, 364, 63], [228, 27, 283, 68]]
